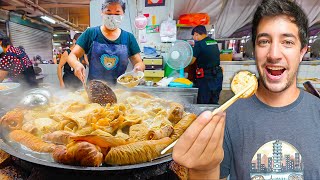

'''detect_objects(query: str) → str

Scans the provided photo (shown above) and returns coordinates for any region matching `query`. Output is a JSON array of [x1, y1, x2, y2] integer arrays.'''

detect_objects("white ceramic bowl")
[[0, 82, 20, 95], [117, 71, 144, 88]]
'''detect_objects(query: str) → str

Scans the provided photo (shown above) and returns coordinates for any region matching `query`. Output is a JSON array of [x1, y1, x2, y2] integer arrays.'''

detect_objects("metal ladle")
[[86, 80, 117, 106], [19, 88, 51, 108], [24, 88, 52, 99], [19, 93, 49, 108]]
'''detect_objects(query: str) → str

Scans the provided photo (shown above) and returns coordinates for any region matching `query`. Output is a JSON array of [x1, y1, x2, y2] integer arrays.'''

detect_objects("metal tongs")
[[303, 81, 320, 98]]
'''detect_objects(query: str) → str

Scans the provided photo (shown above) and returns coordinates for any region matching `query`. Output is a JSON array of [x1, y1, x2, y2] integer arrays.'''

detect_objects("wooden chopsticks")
[[160, 82, 255, 155]]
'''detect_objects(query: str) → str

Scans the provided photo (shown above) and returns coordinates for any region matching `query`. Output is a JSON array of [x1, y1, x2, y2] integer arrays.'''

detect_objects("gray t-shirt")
[[220, 89, 320, 180]]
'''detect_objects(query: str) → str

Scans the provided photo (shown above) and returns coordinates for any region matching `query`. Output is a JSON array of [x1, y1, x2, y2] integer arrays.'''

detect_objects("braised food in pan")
[[0, 89, 196, 167]]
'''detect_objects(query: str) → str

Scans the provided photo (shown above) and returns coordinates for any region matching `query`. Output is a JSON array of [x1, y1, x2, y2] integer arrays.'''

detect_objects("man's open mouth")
[[266, 66, 286, 76]]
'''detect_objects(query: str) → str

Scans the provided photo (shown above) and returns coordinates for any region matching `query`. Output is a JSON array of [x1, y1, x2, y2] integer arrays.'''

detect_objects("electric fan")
[[165, 40, 193, 88]]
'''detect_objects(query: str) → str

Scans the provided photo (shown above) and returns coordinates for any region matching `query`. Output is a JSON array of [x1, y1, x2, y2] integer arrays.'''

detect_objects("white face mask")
[[102, 14, 123, 30]]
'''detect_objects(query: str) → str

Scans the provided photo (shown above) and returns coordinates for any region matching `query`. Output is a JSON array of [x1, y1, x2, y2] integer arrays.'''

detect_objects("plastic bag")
[[143, 46, 157, 56], [160, 18, 177, 38]]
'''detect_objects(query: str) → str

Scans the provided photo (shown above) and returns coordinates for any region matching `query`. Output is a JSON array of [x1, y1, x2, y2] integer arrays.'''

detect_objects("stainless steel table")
[[133, 86, 199, 104]]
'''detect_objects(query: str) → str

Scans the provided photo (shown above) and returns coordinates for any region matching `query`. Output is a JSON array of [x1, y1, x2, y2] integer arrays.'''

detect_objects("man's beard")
[[258, 67, 297, 93]]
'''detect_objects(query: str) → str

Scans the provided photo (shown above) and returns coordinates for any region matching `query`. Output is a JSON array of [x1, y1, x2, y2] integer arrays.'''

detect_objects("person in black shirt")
[[190, 25, 223, 104], [57, 33, 88, 90]]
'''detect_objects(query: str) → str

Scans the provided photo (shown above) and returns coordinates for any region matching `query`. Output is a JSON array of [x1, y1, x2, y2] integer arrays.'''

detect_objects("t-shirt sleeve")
[[128, 33, 141, 57], [220, 125, 232, 179], [0, 54, 13, 71], [193, 42, 200, 59], [76, 28, 93, 54]]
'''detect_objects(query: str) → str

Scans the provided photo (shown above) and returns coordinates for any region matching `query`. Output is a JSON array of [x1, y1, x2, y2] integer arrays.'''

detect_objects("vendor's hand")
[[172, 111, 226, 178], [74, 63, 86, 83], [60, 82, 65, 89], [133, 62, 145, 72]]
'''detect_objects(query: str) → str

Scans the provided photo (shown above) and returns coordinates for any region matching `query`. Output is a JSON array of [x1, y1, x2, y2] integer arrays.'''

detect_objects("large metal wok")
[[0, 131, 173, 179], [0, 88, 217, 179]]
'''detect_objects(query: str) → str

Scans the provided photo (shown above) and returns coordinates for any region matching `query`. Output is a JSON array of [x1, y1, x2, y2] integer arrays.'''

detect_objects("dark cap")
[[191, 25, 207, 35]]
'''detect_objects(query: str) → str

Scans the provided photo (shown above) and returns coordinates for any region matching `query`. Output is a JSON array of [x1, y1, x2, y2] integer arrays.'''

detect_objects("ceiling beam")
[[1, 0, 89, 31], [0, 6, 18, 10], [38, 3, 89, 8]]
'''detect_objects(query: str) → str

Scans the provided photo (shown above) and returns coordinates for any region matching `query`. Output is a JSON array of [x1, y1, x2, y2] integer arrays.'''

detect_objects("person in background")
[[172, 0, 320, 179], [57, 33, 88, 89], [0, 33, 37, 87], [190, 25, 223, 104], [18, 46, 25, 52], [67, 0, 145, 85]]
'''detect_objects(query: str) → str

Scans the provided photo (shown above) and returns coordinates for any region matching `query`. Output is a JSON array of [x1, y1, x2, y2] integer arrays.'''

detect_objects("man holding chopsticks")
[[172, 0, 320, 179]]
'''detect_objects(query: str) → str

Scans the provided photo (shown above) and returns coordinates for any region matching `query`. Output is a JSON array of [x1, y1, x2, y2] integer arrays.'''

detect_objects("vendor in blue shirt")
[[67, 0, 145, 85], [190, 25, 223, 104]]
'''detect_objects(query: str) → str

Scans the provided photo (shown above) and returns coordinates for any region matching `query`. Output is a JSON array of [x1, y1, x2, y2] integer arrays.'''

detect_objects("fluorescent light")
[[53, 34, 58, 37], [41, 16, 56, 24]]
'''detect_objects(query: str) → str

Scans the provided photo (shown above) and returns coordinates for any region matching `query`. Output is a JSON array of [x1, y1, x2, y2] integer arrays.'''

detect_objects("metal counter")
[[133, 86, 199, 104], [186, 104, 219, 115]]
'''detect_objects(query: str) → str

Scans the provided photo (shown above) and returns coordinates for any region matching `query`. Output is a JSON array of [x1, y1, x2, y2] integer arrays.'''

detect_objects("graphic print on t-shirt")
[[250, 140, 303, 180]]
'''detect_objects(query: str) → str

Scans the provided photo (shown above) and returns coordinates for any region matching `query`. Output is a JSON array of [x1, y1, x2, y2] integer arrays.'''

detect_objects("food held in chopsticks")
[[161, 70, 258, 155], [231, 70, 258, 98]]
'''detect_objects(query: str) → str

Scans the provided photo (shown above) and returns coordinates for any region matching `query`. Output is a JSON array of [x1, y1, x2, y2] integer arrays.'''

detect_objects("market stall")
[[1, 0, 320, 179]]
